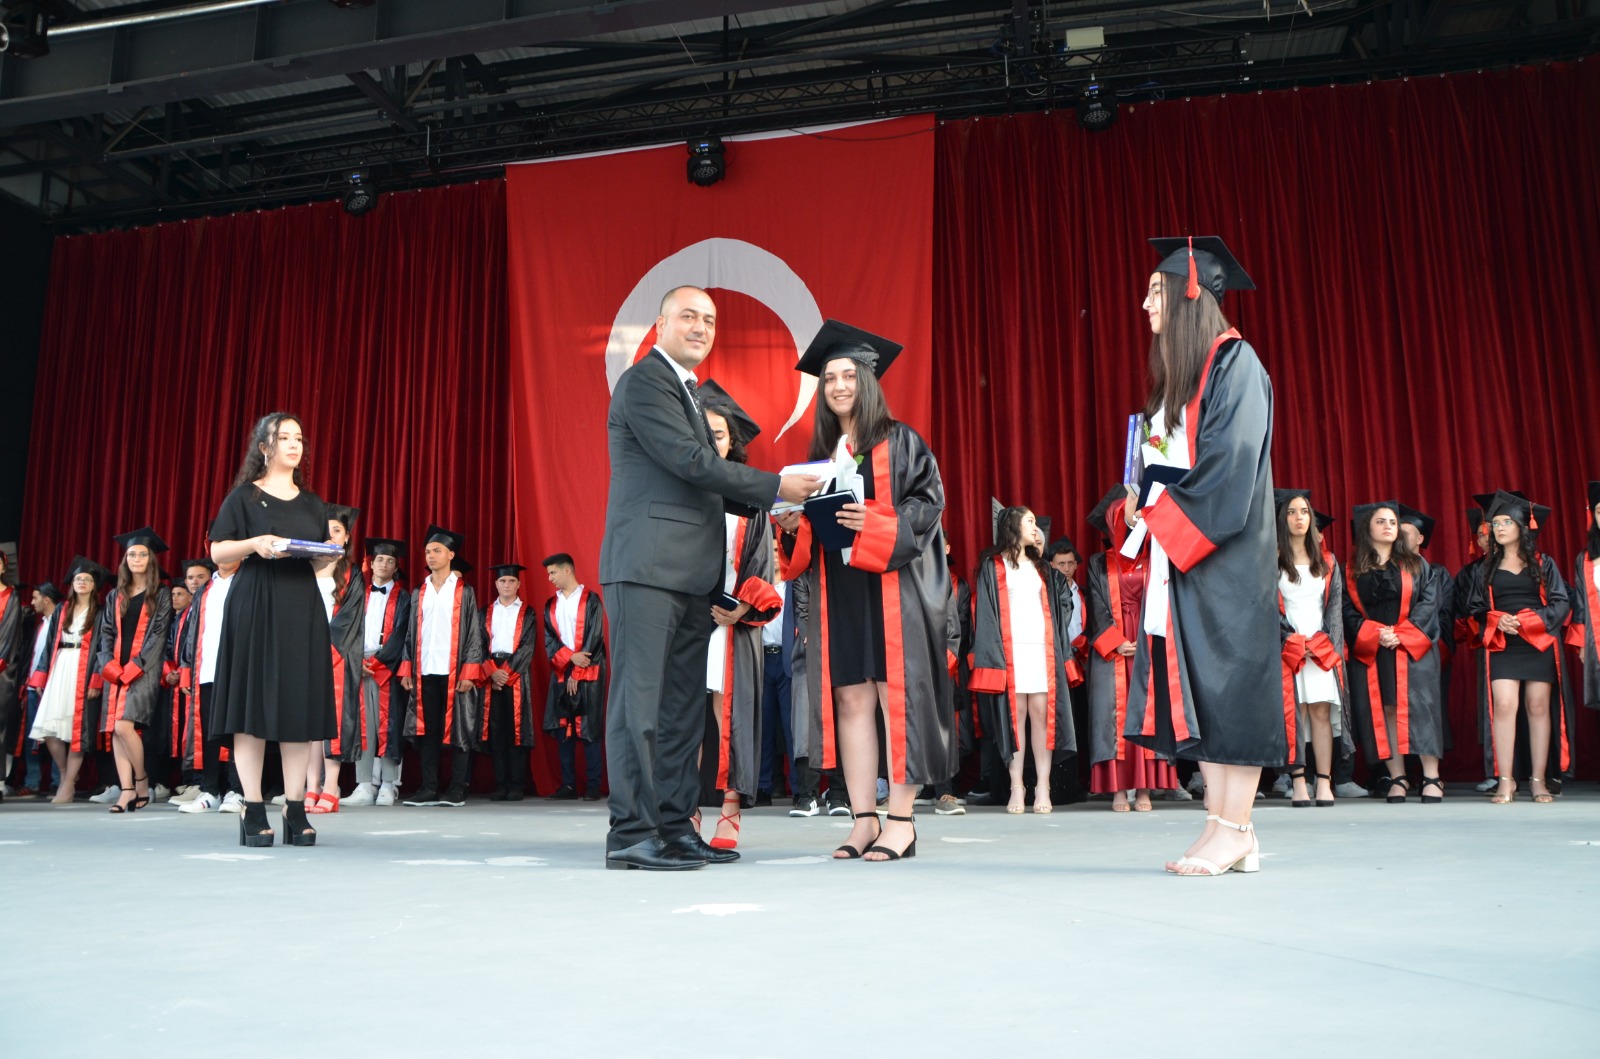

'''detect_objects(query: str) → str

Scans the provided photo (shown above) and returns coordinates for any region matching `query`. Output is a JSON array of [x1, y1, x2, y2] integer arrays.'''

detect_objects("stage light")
[[342, 171, 378, 216], [1078, 82, 1117, 131], [328, 1, 377, 8], [0, 2, 52, 59], [687, 137, 726, 187]]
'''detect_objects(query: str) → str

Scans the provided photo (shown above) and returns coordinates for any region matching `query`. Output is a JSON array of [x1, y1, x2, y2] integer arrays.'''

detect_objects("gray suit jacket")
[[599, 349, 781, 595]]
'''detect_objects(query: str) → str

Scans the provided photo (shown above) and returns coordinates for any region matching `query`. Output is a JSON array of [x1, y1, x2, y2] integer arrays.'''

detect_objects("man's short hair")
[[542, 553, 575, 570], [659, 285, 709, 315], [1044, 537, 1080, 562]]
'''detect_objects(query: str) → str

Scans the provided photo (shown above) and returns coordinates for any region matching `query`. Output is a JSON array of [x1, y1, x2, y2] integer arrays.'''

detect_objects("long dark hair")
[[807, 359, 896, 460], [1351, 506, 1422, 578], [67, 580, 101, 637], [978, 506, 1049, 583], [114, 551, 160, 618], [1588, 523, 1600, 562], [232, 412, 307, 490], [1143, 273, 1233, 421], [700, 401, 750, 464], [1487, 519, 1544, 590], [1277, 500, 1329, 583]]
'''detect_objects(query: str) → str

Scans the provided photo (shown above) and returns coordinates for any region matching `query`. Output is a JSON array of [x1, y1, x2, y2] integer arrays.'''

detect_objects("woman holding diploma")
[[209, 412, 337, 847], [776, 320, 956, 862], [1122, 237, 1284, 876]]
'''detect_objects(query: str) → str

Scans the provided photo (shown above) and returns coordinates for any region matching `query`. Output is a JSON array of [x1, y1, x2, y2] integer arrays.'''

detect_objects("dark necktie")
[[684, 379, 716, 448]]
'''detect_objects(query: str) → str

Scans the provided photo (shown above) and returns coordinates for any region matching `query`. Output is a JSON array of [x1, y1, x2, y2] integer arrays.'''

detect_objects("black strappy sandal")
[[833, 811, 880, 859], [1314, 772, 1335, 807], [1288, 769, 1312, 808], [1419, 776, 1445, 804], [130, 774, 150, 812], [1385, 776, 1411, 804], [108, 786, 135, 814], [865, 813, 918, 862]]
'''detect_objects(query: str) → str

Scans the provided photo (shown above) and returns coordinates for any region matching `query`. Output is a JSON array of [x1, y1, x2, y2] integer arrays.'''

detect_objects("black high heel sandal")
[[108, 787, 135, 814], [1419, 776, 1444, 804], [1385, 776, 1411, 804], [283, 801, 318, 847], [1288, 769, 1312, 808], [1314, 772, 1335, 807], [833, 811, 880, 859], [865, 813, 917, 862], [130, 774, 150, 812], [239, 801, 275, 847]]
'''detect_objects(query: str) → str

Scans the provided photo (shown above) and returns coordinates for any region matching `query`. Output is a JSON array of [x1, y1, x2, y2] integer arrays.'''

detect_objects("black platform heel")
[[1419, 776, 1444, 804], [1385, 776, 1410, 804], [833, 811, 880, 859], [283, 800, 318, 846], [1314, 772, 1335, 807], [239, 801, 275, 847], [865, 813, 917, 861]]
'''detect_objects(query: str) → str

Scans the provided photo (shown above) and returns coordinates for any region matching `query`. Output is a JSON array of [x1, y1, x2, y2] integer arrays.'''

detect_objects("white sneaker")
[[1335, 781, 1370, 799], [1165, 787, 1193, 801], [170, 786, 201, 804], [151, 784, 171, 803], [179, 792, 220, 813], [375, 783, 398, 806], [269, 794, 286, 806], [219, 792, 245, 814], [89, 785, 121, 804], [344, 783, 378, 806], [1474, 777, 1499, 793], [0, 783, 12, 797], [1270, 774, 1292, 797]]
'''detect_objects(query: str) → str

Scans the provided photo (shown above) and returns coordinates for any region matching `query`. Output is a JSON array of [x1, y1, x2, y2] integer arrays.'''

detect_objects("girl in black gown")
[[209, 413, 337, 846], [95, 529, 173, 813]]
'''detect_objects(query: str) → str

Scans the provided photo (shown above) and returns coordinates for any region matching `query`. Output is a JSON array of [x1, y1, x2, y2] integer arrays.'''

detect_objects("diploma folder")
[[1138, 465, 1187, 507], [271, 539, 345, 559], [805, 490, 861, 552]]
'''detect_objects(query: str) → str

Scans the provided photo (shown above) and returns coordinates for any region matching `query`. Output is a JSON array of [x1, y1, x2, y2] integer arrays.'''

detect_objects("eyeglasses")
[[1490, 519, 1517, 529]]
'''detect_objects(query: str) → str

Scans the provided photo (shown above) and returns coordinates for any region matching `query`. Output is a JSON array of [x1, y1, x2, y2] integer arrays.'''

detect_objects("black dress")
[[210, 483, 337, 742], [821, 466, 887, 686], [1488, 567, 1556, 683], [1354, 567, 1402, 707]]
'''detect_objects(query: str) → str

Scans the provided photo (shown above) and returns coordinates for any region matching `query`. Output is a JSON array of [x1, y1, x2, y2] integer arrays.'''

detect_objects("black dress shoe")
[[753, 789, 773, 807], [605, 836, 707, 871], [667, 832, 740, 864], [550, 785, 578, 800], [489, 787, 509, 802], [507, 789, 525, 802], [581, 790, 602, 802]]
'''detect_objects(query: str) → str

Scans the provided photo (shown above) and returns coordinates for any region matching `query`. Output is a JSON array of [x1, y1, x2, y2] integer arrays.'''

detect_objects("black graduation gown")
[[399, 575, 485, 751], [1087, 549, 1158, 767], [1429, 558, 1456, 748], [1452, 557, 1490, 758], [787, 569, 823, 765], [0, 587, 26, 751], [778, 422, 958, 786], [1569, 551, 1600, 713], [94, 588, 173, 732], [1124, 332, 1286, 767], [363, 578, 412, 761], [953, 574, 975, 755], [711, 514, 782, 796], [969, 555, 1077, 764], [542, 587, 608, 742], [27, 603, 103, 753], [177, 587, 213, 770], [1463, 553, 1576, 775], [482, 598, 539, 749], [327, 567, 367, 761], [1343, 560, 1444, 762], [1275, 556, 1352, 766]]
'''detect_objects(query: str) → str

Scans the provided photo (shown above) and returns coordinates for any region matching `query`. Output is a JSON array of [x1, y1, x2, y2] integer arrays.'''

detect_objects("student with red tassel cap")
[[1566, 482, 1600, 733]]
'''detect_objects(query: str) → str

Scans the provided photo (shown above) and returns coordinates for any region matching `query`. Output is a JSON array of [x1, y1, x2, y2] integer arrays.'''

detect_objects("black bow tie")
[[370, 585, 389, 595]]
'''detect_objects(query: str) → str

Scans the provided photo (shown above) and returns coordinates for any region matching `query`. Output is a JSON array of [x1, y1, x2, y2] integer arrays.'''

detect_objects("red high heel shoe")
[[709, 811, 741, 850]]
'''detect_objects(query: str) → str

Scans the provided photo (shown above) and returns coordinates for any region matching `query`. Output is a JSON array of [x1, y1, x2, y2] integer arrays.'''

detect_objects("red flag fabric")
[[506, 116, 935, 590]]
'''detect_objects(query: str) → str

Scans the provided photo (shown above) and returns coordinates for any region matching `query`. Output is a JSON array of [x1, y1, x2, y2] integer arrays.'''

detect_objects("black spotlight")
[[686, 137, 726, 187], [0, 2, 52, 59], [1078, 82, 1117, 131], [342, 171, 378, 216]]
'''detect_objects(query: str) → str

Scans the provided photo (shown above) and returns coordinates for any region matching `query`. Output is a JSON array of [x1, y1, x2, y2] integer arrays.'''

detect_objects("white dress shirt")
[[198, 572, 234, 685], [420, 572, 459, 677], [30, 617, 52, 671], [555, 584, 583, 650], [364, 579, 395, 657], [761, 581, 788, 648], [316, 576, 336, 624], [1067, 583, 1084, 644], [490, 598, 522, 654]]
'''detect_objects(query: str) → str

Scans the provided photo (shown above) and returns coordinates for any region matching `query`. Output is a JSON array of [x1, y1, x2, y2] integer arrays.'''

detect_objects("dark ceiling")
[[1, 0, 1595, 232]]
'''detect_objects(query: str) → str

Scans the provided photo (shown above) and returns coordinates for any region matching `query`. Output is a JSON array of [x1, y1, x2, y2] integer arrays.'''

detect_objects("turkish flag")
[[506, 116, 934, 589]]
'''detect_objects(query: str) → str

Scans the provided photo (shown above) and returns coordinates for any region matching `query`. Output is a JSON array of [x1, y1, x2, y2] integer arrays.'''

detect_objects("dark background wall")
[[0, 196, 51, 552]]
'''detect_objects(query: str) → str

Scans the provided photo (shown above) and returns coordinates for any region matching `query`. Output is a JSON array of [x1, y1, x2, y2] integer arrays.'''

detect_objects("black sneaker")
[[824, 795, 852, 817], [753, 789, 773, 807], [439, 788, 467, 807], [789, 795, 820, 817], [489, 787, 510, 802], [581, 790, 603, 801], [550, 785, 578, 800], [402, 788, 439, 807], [507, 789, 526, 802]]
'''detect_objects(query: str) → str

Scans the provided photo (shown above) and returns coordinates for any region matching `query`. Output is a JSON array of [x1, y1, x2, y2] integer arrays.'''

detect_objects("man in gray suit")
[[601, 285, 821, 870]]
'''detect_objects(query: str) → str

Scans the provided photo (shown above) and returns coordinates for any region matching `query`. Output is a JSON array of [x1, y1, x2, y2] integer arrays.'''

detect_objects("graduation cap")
[[1397, 503, 1436, 549], [1351, 501, 1401, 540], [451, 558, 474, 575], [181, 557, 217, 574], [65, 555, 113, 588], [1466, 507, 1484, 535], [1314, 510, 1335, 534], [1587, 481, 1600, 509], [1036, 515, 1053, 543], [327, 504, 361, 531], [795, 319, 904, 379], [35, 581, 62, 603], [1483, 489, 1550, 532], [1087, 485, 1125, 539], [1150, 236, 1256, 304], [113, 527, 169, 553], [697, 378, 762, 443], [366, 537, 407, 559], [490, 564, 526, 579], [424, 525, 464, 553]]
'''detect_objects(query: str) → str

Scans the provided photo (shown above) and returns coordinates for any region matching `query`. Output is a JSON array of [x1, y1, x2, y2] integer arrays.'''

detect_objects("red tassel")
[[1185, 236, 1200, 300]]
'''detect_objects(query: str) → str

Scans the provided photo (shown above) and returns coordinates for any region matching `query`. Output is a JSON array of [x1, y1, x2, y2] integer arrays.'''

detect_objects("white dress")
[[30, 609, 91, 741], [705, 514, 740, 693], [1006, 558, 1050, 694], [1279, 566, 1343, 731]]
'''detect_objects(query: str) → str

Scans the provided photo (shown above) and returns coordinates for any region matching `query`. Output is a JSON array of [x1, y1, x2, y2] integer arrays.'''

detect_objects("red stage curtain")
[[933, 62, 1600, 779]]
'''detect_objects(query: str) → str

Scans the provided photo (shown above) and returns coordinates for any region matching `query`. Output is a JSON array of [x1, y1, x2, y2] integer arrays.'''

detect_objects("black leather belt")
[[490, 652, 513, 663], [764, 645, 783, 654]]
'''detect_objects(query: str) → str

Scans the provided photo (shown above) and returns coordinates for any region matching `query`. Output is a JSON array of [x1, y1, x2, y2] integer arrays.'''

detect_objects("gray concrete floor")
[[4, 786, 1597, 1056]]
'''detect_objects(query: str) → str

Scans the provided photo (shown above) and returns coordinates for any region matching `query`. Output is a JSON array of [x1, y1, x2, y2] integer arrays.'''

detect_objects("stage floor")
[[5, 786, 1597, 1055]]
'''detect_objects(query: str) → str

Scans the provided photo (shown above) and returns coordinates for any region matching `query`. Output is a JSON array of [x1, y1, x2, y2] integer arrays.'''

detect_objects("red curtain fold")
[[934, 62, 1600, 779]]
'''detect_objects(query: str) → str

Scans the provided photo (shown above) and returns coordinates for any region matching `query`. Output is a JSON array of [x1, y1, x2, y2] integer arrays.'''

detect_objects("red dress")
[[1090, 558, 1179, 792]]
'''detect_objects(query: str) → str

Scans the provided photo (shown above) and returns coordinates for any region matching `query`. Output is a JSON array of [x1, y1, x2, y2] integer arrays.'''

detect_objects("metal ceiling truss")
[[0, 0, 1593, 230]]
